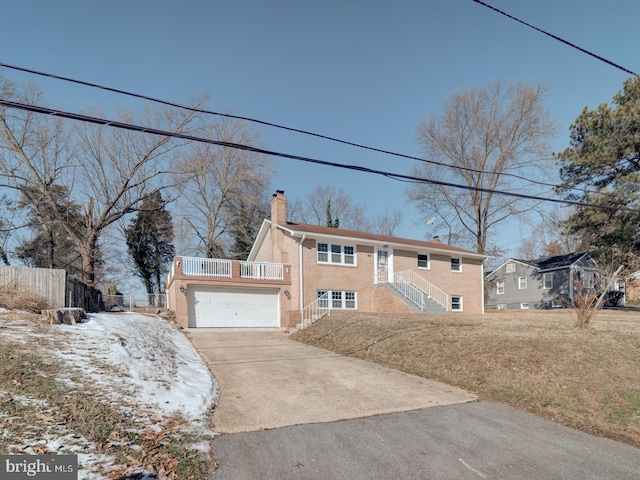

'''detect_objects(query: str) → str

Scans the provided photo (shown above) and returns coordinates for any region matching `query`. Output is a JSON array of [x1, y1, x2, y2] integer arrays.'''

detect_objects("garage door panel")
[[192, 287, 279, 328]]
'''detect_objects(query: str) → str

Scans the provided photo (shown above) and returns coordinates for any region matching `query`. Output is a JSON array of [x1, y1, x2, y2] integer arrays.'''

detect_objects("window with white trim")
[[451, 296, 463, 311], [520, 303, 529, 310], [497, 304, 507, 310], [317, 242, 356, 265], [497, 280, 505, 295], [451, 257, 462, 272], [518, 276, 527, 289], [543, 273, 554, 289], [505, 262, 516, 273], [417, 254, 430, 269], [317, 290, 357, 310]]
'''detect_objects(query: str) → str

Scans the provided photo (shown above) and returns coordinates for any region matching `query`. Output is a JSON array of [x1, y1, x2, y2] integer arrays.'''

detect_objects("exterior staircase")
[[388, 270, 449, 314]]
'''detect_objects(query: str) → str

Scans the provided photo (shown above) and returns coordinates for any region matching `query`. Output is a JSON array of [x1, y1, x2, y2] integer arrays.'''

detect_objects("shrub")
[[0, 285, 51, 313]]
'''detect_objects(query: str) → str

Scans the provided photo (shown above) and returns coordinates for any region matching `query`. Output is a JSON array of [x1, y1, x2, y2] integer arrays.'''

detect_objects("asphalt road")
[[211, 402, 640, 480]]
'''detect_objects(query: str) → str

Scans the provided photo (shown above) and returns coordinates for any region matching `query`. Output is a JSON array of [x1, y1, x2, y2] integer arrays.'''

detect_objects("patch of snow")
[[0, 312, 219, 479]]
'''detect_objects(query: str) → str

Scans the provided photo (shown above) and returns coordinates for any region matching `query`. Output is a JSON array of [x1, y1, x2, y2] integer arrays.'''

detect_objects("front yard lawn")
[[291, 309, 640, 448]]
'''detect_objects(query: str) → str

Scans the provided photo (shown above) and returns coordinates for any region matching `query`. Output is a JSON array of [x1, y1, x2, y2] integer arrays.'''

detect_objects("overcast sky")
[[1, 0, 637, 256]]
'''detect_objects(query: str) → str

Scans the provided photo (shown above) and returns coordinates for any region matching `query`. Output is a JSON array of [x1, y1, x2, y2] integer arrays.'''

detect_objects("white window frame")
[[497, 280, 505, 295], [317, 289, 357, 310], [518, 276, 528, 289], [451, 257, 462, 272], [551, 299, 563, 308], [520, 303, 530, 310], [505, 263, 516, 273], [451, 296, 463, 311], [543, 273, 554, 290], [317, 242, 356, 266], [497, 304, 507, 310], [417, 254, 430, 269]]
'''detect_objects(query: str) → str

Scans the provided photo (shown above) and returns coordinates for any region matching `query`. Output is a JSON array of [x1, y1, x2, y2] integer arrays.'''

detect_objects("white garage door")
[[190, 287, 279, 328]]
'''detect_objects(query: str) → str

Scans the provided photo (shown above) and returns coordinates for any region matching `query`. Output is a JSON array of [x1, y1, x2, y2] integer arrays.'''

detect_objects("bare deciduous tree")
[[518, 208, 586, 260], [371, 209, 403, 236], [0, 75, 204, 285], [295, 186, 371, 232], [173, 117, 271, 258], [407, 80, 556, 254]]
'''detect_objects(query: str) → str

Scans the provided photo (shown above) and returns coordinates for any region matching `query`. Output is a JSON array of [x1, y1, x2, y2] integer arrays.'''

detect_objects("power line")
[[0, 97, 637, 214], [0, 61, 598, 198], [472, 0, 638, 77]]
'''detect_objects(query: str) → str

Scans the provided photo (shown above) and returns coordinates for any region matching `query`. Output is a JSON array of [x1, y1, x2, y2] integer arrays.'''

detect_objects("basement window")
[[451, 296, 463, 311], [317, 290, 357, 310]]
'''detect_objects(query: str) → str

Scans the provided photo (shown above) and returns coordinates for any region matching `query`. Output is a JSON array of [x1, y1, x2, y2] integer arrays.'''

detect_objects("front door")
[[377, 250, 389, 283]]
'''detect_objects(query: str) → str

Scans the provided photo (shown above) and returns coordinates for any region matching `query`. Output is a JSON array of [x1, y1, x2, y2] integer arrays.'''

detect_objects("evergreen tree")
[[15, 185, 86, 275], [125, 191, 175, 299], [557, 76, 640, 268], [326, 200, 340, 228], [229, 200, 266, 260]]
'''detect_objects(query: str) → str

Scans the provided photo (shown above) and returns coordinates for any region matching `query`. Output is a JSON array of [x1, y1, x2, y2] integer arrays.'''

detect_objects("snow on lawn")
[[0, 312, 219, 479]]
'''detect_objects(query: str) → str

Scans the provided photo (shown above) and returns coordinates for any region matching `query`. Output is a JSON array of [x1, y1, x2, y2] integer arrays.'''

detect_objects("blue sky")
[[1, 0, 638, 257]]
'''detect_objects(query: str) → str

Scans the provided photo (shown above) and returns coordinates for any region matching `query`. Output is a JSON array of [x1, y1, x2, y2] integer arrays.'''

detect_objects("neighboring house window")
[[583, 271, 596, 288], [543, 273, 554, 289], [417, 254, 430, 269], [317, 242, 356, 265], [506, 263, 515, 273], [497, 304, 507, 310], [551, 298, 563, 308], [451, 296, 463, 311], [520, 303, 529, 309], [497, 280, 505, 295], [518, 276, 527, 289], [317, 290, 357, 309], [451, 258, 462, 272]]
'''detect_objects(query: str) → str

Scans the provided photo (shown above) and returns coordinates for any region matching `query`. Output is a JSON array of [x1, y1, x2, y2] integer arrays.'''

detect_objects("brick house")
[[166, 191, 487, 329]]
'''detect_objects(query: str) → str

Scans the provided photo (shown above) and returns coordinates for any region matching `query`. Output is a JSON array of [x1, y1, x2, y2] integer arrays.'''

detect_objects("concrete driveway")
[[189, 330, 475, 433]]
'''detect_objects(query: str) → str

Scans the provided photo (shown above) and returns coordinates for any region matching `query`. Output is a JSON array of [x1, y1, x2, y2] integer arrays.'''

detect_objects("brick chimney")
[[271, 190, 286, 225]]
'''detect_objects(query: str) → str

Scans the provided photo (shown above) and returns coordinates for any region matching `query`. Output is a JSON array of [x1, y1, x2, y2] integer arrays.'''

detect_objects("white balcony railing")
[[179, 257, 285, 281], [181, 257, 232, 277], [240, 261, 284, 280]]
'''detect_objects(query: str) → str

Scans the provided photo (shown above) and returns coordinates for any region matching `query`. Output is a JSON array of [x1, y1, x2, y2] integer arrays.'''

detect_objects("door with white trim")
[[377, 250, 389, 283]]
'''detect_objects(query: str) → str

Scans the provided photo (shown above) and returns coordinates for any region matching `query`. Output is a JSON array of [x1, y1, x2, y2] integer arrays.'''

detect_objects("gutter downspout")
[[481, 260, 485, 315], [299, 234, 306, 312]]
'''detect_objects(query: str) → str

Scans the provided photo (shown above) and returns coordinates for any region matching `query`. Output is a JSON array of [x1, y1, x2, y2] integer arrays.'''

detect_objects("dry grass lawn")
[[291, 308, 640, 448]]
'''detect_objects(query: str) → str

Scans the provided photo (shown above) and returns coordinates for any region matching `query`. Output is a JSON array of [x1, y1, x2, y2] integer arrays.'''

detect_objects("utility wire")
[[472, 0, 638, 77], [0, 98, 637, 214], [0, 61, 599, 198]]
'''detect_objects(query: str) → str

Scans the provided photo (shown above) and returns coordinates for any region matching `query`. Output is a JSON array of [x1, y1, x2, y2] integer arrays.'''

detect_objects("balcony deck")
[[167, 256, 291, 287]]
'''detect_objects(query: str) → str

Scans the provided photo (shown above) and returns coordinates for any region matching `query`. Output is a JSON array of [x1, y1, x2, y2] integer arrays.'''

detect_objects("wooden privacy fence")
[[0, 266, 102, 311]]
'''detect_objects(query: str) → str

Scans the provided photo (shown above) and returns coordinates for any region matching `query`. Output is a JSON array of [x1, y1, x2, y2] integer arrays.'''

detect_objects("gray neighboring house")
[[485, 252, 600, 310]]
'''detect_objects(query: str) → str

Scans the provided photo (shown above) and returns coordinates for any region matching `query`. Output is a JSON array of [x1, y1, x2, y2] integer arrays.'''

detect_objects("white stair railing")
[[393, 270, 449, 311], [391, 274, 427, 311], [300, 292, 331, 329]]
